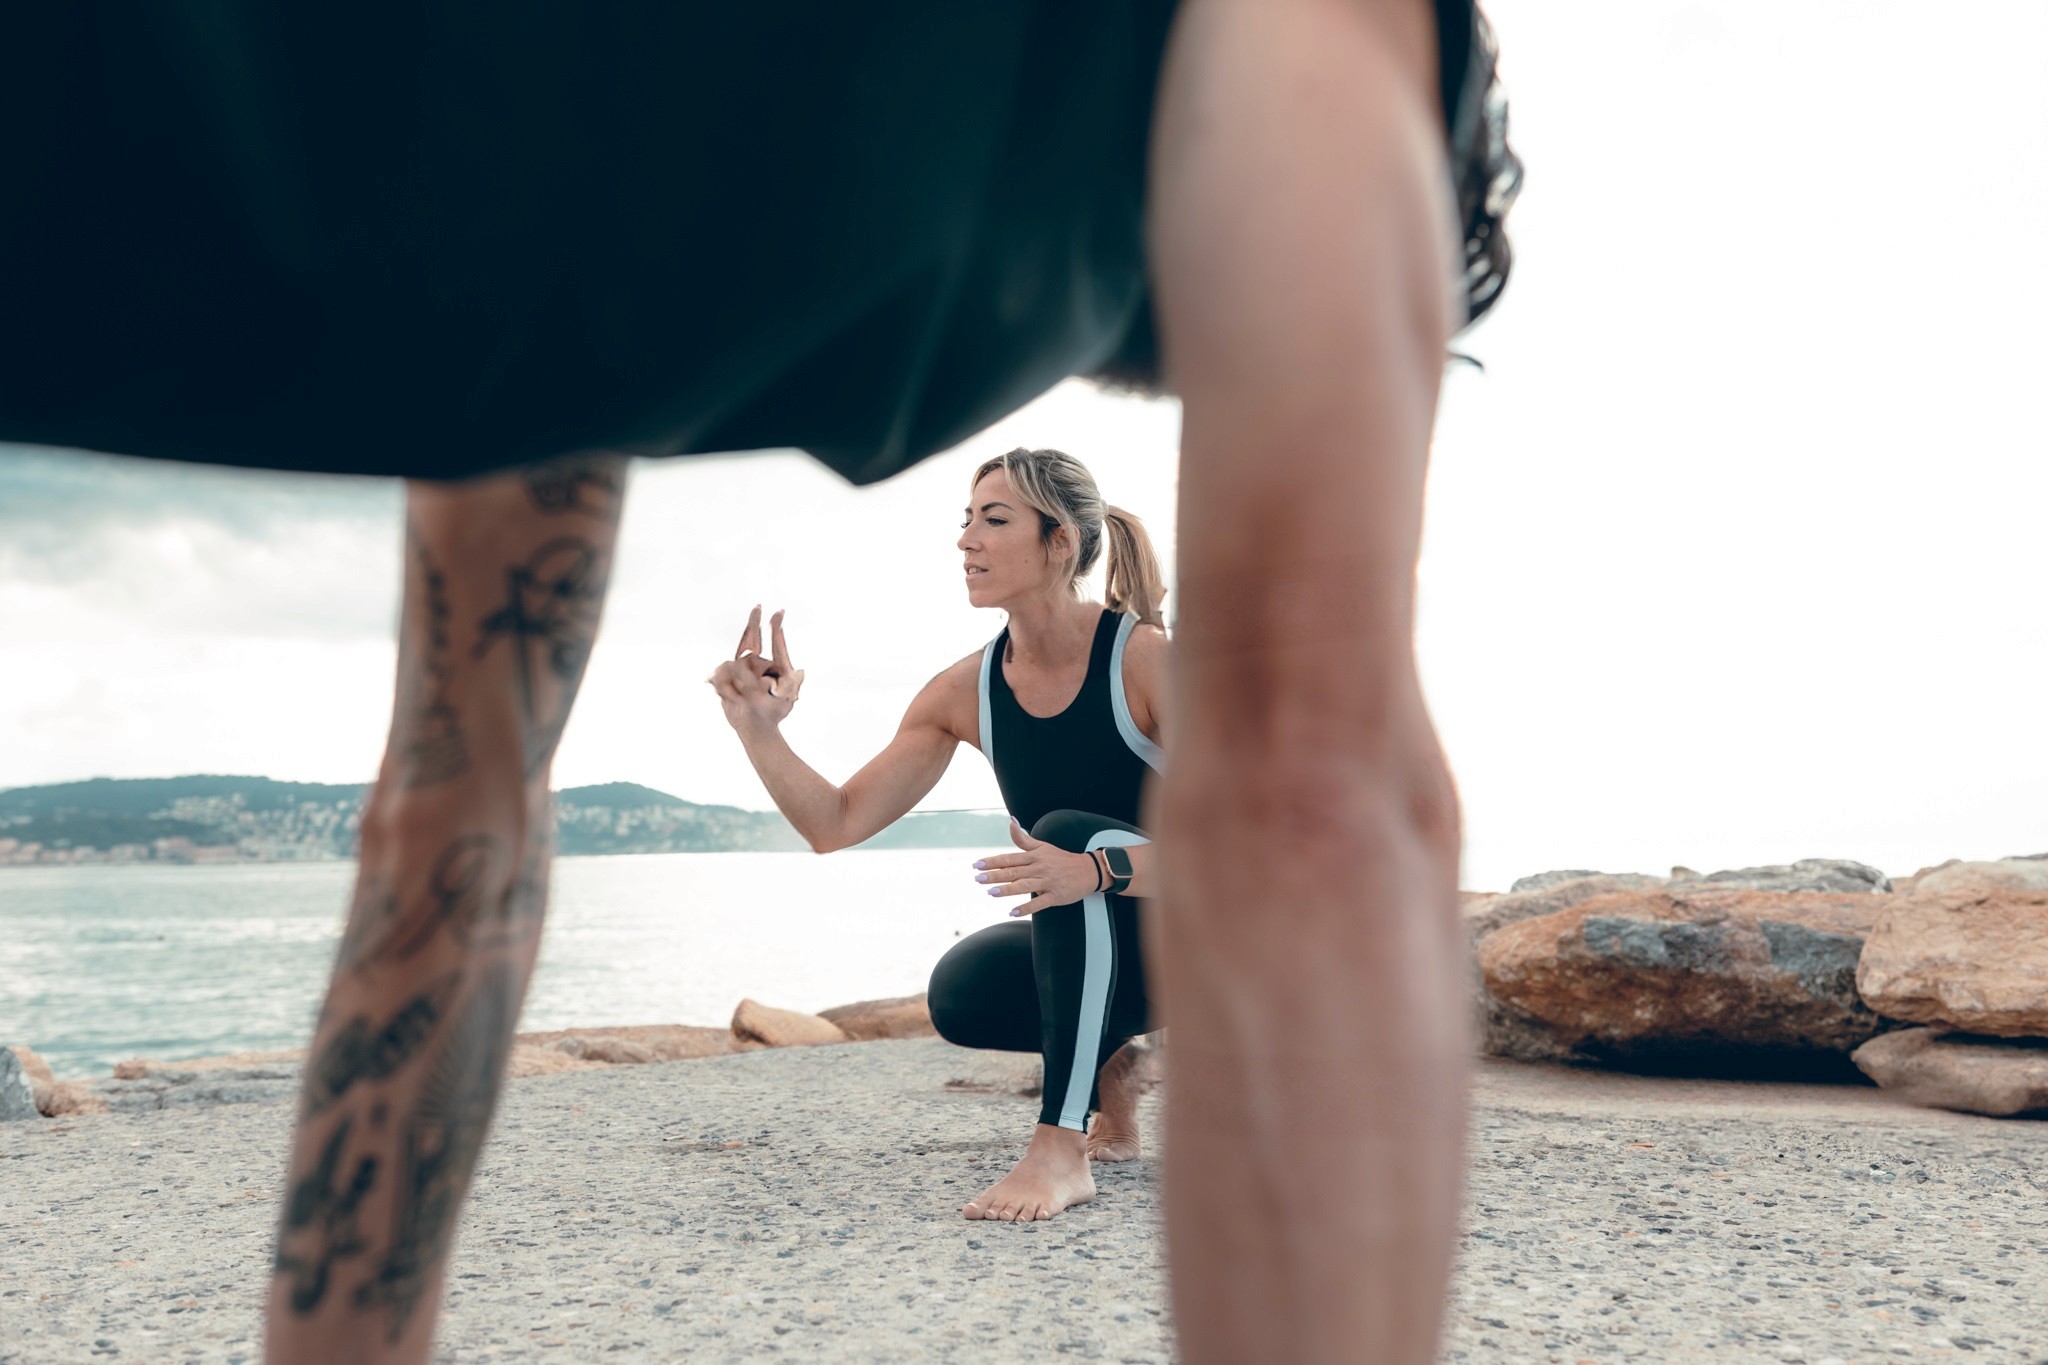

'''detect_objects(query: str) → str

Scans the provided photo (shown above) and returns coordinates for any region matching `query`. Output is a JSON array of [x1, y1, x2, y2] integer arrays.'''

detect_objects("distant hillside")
[[0, 775, 1009, 866]]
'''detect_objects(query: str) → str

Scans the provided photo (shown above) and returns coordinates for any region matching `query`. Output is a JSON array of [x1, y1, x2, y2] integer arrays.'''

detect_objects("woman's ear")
[[1044, 523, 1075, 568]]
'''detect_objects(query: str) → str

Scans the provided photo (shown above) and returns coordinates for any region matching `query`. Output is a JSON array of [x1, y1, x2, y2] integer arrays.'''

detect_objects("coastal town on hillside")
[[0, 776, 1005, 867]]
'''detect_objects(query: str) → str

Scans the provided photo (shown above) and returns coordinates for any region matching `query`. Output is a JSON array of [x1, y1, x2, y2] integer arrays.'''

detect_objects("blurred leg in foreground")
[[264, 456, 626, 1365], [1149, 1, 1470, 1360]]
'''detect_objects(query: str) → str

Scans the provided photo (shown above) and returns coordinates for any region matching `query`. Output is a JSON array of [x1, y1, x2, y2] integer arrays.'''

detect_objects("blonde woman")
[[710, 446, 1169, 1222]]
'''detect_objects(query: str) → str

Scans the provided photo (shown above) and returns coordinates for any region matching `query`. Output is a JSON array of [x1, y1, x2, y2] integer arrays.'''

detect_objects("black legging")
[[927, 809, 1156, 1132]]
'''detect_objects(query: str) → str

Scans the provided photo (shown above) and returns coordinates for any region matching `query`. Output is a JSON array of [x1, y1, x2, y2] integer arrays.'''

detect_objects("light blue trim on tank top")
[[977, 636, 999, 764], [1110, 613, 1165, 774]]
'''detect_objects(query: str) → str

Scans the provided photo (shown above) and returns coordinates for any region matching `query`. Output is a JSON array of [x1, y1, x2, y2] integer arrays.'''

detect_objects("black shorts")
[[0, 2, 1493, 487]]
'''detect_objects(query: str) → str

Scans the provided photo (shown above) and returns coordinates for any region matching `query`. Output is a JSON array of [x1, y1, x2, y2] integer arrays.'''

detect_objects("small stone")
[[731, 999, 847, 1048], [816, 994, 937, 1042]]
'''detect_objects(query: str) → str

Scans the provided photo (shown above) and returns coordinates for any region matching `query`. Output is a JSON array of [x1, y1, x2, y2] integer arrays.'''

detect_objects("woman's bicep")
[[832, 674, 966, 849]]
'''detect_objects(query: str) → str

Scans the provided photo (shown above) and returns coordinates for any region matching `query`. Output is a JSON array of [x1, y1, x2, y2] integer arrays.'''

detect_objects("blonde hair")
[[970, 448, 1166, 626]]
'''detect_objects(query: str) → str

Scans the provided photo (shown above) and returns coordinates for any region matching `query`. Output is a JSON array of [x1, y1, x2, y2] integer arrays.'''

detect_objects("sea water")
[[0, 849, 1003, 1078]]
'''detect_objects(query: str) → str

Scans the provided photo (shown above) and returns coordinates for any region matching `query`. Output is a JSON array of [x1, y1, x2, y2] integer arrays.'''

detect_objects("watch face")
[[1104, 846, 1135, 878]]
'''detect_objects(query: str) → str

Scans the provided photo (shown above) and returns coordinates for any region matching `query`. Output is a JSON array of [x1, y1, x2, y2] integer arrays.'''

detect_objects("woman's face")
[[959, 469, 1065, 609]]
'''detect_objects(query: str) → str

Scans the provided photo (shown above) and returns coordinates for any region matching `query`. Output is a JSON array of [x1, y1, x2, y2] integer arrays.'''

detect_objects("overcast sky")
[[3, 1, 2043, 890]]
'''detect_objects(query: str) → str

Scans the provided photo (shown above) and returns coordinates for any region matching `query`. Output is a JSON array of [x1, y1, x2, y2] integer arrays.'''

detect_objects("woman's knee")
[[926, 942, 982, 1046], [1029, 808, 1129, 854]]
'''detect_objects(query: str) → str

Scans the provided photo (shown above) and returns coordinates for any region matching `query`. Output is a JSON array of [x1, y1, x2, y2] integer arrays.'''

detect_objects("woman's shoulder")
[[905, 649, 991, 740]]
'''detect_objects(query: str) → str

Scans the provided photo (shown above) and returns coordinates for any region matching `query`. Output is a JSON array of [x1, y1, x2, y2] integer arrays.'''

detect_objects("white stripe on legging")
[[1057, 827, 1151, 1131]]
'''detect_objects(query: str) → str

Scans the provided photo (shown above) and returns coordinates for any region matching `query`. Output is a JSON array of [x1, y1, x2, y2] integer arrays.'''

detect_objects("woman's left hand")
[[973, 819, 1100, 916]]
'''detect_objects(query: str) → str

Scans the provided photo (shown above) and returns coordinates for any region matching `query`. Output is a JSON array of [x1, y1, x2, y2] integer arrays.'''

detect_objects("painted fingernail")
[[974, 873, 990, 883], [972, 860, 987, 870], [987, 888, 1001, 897]]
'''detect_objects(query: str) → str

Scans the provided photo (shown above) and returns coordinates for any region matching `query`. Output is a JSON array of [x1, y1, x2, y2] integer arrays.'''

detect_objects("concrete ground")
[[2, 1042, 2043, 1363]]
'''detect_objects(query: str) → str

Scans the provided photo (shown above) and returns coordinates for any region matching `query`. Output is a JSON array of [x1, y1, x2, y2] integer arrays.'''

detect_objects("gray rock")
[[93, 1065, 302, 1115], [0, 1048, 38, 1122], [1508, 869, 1611, 893], [1671, 858, 1891, 894], [1466, 873, 1669, 943]]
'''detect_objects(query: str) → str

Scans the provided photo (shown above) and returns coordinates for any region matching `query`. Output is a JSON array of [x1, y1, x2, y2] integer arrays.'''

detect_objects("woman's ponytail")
[[1102, 505, 1166, 627]]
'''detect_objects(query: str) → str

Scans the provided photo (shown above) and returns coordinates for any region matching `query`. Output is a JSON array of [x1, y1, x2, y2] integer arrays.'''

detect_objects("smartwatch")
[[1101, 845, 1135, 896]]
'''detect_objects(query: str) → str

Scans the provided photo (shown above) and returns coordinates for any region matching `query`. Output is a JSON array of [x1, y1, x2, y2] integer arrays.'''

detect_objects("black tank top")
[[978, 609, 1164, 832]]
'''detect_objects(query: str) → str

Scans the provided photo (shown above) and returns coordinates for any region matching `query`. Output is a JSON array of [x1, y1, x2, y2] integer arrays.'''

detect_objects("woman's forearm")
[[733, 718, 851, 852]]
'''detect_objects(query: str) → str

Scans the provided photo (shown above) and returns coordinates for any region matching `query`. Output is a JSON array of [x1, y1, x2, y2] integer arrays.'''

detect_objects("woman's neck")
[[1003, 593, 1101, 667]]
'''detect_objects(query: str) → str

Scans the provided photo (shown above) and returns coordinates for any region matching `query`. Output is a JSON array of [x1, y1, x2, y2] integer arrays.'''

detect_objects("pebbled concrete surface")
[[3, 1043, 2045, 1363]]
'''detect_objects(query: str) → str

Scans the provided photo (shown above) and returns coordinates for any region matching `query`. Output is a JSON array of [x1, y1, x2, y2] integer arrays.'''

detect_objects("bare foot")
[[964, 1124, 1096, 1222], [1087, 1041, 1148, 1162]]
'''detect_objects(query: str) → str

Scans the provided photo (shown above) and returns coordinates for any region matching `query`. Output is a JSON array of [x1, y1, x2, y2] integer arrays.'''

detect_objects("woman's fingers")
[[770, 610, 794, 673], [735, 604, 763, 660], [1008, 818, 1042, 852], [987, 877, 1044, 899]]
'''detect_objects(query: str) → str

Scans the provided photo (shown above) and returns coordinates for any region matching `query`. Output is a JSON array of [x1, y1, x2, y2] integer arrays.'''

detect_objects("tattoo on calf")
[[393, 521, 470, 791], [523, 456, 624, 521], [275, 1118, 379, 1315], [356, 965, 519, 1341], [302, 974, 462, 1119], [474, 537, 610, 776], [368, 835, 500, 965]]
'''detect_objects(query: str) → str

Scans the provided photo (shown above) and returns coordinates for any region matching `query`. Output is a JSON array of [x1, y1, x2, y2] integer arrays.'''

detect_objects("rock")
[[1, 1047, 37, 1121], [94, 1062, 302, 1114], [44, 1079, 110, 1117], [554, 1035, 658, 1065], [817, 994, 938, 1042], [731, 999, 847, 1048], [1478, 887, 1890, 1068], [1466, 874, 1669, 943], [507, 1045, 604, 1078], [1508, 869, 1612, 893], [9, 1046, 55, 1116], [1911, 858, 2048, 896], [515, 1024, 738, 1062], [1671, 859, 1891, 895], [1852, 1028, 2048, 1118], [1856, 877, 2048, 1036]]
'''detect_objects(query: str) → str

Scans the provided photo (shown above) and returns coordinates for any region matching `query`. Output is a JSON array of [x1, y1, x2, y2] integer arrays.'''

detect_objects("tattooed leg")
[[266, 454, 627, 1365]]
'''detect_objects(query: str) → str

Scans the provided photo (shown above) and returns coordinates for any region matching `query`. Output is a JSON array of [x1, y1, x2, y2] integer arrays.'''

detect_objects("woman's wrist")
[[1089, 848, 1109, 894]]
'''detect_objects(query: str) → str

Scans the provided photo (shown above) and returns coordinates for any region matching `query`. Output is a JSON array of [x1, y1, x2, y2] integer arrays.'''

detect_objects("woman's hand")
[[707, 605, 805, 732], [974, 819, 1102, 915]]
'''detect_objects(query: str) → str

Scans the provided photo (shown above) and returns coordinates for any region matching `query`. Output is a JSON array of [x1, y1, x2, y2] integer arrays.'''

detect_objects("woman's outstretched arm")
[[709, 612, 971, 853], [1147, 0, 1469, 1361]]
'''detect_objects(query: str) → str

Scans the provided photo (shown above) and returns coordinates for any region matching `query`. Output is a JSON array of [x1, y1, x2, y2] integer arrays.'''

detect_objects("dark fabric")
[[986, 610, 1149, 832], [0, 0, 1489, 486], [927, 808, 1153, 1130], [0, 1, 1175, 484]]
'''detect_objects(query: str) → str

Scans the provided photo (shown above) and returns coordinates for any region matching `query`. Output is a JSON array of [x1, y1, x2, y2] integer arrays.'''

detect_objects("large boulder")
[[1477, 886, 1890, 1069], [94, 1054, 303, 1114], [1852, 1028, 2048, 1118], [1855, 875, 2048, 1036], [1, 1047, 37, 1121], [731, 999, 847, 1048], [1670, 858, 1891, 895], [1465, 874, 1669, 942], [818, 994, 938, 1042]]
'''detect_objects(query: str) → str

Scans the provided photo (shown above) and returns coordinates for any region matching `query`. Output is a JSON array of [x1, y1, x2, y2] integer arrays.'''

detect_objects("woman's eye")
[[988, 518, 1006, 526]]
